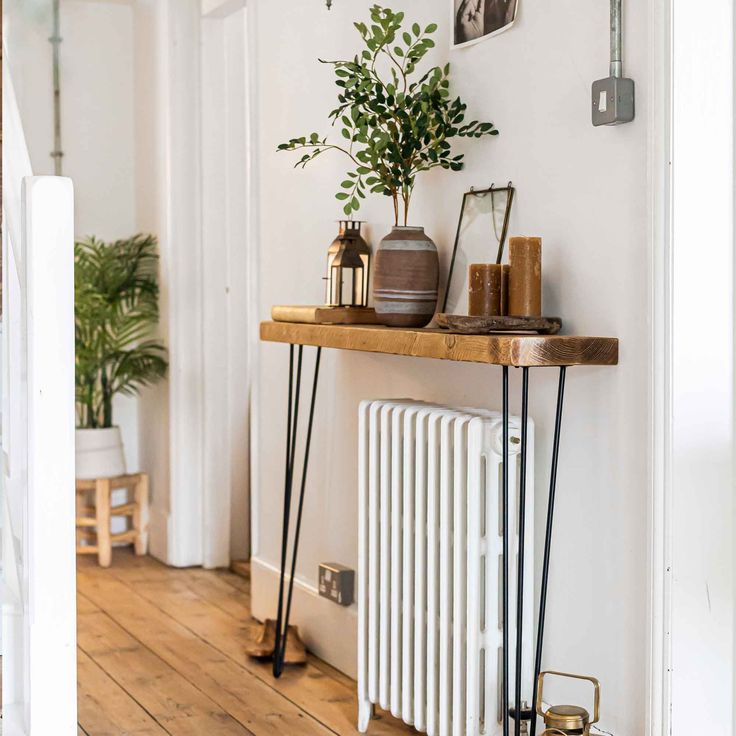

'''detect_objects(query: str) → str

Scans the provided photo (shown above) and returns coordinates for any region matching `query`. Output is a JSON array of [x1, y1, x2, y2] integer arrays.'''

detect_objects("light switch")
[[592, 76, 635, 126]]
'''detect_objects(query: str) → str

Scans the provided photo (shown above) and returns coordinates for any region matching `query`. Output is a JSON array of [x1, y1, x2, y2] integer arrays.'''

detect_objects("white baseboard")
[[147, 504, 170, 564], [250, 556, 357, 679]]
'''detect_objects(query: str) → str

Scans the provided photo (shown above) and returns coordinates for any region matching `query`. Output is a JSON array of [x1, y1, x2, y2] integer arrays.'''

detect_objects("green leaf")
[[276, 6, 499, 227], [74, 234, 168, 428]]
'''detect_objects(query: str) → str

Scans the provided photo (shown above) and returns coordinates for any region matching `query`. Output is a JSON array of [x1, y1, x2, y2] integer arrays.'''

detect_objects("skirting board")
[[147, 505, 170, 565], [251, 556, 357, 679]]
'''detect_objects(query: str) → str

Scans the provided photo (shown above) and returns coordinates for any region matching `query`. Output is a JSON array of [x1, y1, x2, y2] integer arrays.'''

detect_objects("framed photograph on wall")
[[452, 0, 519, 49]]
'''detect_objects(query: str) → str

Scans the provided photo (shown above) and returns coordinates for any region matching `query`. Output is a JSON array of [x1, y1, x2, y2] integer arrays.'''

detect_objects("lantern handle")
[[536, 671, 601, 725]]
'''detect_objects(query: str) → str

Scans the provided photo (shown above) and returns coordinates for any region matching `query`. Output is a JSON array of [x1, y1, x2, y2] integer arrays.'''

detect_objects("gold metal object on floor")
[[536, 671, 600, 735], [245, 618, 307, 664]]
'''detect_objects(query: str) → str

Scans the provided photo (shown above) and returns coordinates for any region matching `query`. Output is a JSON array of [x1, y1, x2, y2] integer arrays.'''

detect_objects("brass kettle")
[[536, 671, 600, 736]]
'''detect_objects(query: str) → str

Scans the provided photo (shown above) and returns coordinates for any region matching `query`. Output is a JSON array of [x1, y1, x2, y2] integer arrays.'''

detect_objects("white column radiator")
[[358, 400, 534, 736]]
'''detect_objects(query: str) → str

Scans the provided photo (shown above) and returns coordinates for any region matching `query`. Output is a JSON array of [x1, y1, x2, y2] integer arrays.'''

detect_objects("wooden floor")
[[77, 550, 414, 735]]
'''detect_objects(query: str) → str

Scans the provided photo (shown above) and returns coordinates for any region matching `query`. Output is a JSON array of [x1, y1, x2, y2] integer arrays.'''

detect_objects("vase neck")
[[392, 225, 424, 233]]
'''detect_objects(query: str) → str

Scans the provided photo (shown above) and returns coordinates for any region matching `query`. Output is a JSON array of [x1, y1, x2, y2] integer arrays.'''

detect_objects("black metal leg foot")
[[273, 345, 322, 677], [529, 366, 566, 735]]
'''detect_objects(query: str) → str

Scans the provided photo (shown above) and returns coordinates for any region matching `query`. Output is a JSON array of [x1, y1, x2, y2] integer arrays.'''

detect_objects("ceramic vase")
[[75, 426, 127, 480], [372, 226, 439, 327]]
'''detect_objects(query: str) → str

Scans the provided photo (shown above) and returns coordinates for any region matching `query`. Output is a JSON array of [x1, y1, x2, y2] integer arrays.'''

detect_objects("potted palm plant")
[[75, 234, 168, 479], [278, 4, 498, 326]]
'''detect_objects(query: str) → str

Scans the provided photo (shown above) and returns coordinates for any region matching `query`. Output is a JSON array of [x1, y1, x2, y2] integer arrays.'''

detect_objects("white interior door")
[[2, 57, 77, 736], [200, 0, 251, 567]]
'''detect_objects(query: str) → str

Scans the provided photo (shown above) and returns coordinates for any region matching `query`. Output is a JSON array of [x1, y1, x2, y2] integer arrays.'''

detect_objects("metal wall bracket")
[[592, 0, 635, 126]]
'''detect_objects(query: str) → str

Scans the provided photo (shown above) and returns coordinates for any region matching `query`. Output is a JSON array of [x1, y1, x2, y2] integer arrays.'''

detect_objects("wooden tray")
[[435, 313, 562, 335]]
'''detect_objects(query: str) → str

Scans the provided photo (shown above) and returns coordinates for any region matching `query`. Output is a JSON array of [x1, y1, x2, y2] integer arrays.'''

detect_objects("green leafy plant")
[[75, 234, 168, 429], [278, 5, 498, 225]]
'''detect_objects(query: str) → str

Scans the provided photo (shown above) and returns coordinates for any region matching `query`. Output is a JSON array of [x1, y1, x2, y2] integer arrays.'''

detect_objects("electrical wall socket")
[[592, 76, 635, 126], [318, 562, 354, 606]]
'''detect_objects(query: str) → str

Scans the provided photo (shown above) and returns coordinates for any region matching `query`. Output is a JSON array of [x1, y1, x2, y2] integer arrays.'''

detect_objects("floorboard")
[[78, 649, 170, 736], [77, 551, 413, 735]]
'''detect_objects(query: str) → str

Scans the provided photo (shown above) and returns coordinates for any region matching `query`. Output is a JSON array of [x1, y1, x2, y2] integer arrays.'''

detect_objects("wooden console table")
[[260, 320, 618, 736]]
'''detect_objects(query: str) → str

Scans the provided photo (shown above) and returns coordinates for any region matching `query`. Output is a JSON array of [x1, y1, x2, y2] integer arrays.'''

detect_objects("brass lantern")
[[325, 221, 371, 308], [536, 671, 601, 736]]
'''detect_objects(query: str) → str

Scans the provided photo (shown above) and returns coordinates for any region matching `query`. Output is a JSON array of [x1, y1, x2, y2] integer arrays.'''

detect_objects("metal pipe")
[[50, 0, 63, 174], [610, 0, 622, 78]]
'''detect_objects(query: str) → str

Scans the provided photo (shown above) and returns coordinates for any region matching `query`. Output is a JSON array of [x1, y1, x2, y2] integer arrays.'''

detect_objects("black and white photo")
[[452, 0, 518, 48]]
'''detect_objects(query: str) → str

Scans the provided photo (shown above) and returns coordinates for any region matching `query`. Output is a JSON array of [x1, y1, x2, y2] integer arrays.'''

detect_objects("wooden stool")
[[76, 473, 149, 567]]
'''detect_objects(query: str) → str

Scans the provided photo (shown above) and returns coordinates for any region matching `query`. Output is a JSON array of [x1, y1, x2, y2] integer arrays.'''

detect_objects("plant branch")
[[277, 5, 497, 221]]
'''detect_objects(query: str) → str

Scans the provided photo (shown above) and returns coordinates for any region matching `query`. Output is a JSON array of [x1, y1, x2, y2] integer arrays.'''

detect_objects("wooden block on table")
[[271, 305, 378, 325]]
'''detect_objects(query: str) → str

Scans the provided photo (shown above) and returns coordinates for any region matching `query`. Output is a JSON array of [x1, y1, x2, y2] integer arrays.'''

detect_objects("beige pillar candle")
[[468, 264, 504, 316], [508, 237, 542, 316]]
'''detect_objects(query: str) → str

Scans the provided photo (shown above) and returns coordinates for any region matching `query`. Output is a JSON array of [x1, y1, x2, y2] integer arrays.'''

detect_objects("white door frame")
[[150, 0, 260, 568], [647, 1, 673, 731], [200, 0, 256, 567], [648, 0, 735, 732]]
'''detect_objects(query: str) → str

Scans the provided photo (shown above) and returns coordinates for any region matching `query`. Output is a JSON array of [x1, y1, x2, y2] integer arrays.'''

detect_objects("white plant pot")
[[75, 427, 127, 480]]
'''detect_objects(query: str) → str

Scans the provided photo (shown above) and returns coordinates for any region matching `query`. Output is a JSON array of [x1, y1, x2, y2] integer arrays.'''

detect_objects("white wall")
[[6, 0, 140, 473], [8, 0, 254, 566], [252, 2, 649, 733], [131, 0, 173, 562]]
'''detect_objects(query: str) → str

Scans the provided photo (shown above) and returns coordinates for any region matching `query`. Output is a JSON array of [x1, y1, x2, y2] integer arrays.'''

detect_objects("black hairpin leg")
[[501, 366, 510, 736], [273, 344, 322, 678], [529, 366, 566, 735], [514, 368, 530, 736]]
